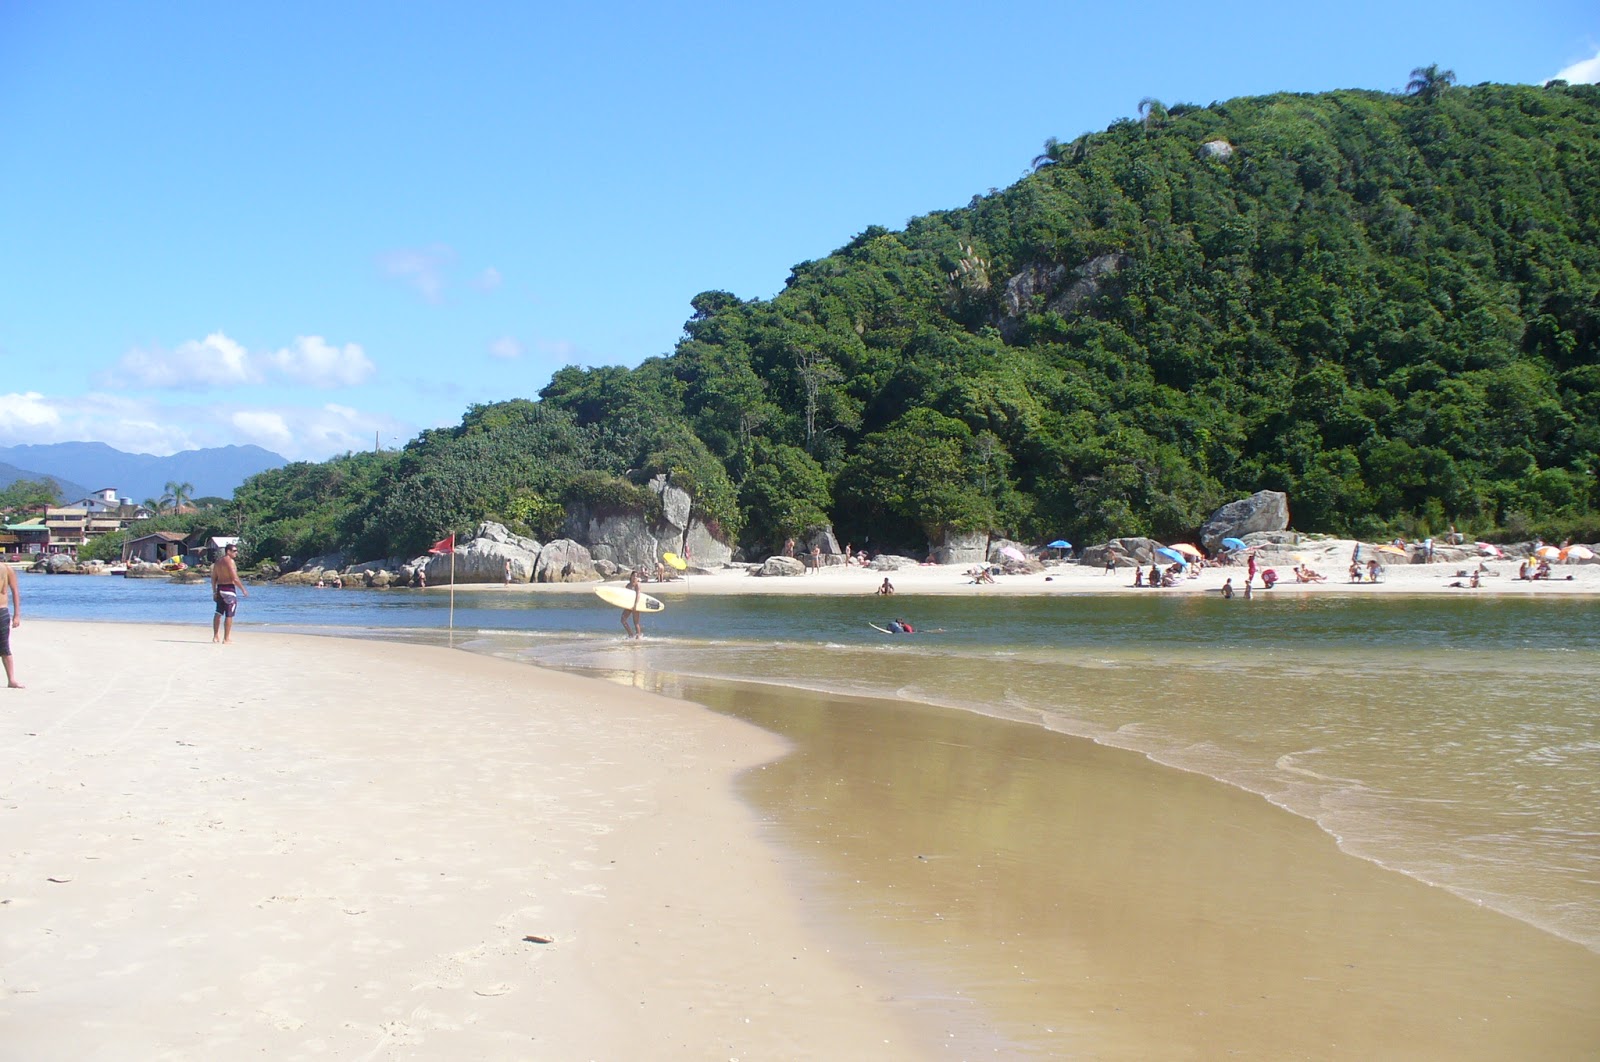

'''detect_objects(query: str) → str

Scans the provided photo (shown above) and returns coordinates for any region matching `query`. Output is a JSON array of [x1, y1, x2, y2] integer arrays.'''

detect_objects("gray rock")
[[867, 554, 922, 571], [1200, 491, 1291, 552], [1200, 139, 1234, 159], [932, 530, 987, 565], [533, 539, 598, 583], [1080, 537, 1164, 568], [756, 555, 806, 577], [472, 521, 542, 554]]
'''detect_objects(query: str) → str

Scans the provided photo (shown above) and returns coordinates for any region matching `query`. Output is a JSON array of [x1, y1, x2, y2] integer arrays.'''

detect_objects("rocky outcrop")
[[564, 475, 733, 572], [1079, 537, 1164, 568], [1000, 253, 1130, 339], [531, 539, 596, 583], [1200, 491, 1291, 552], [867, 554, 922, 571], [932, 530, 986, 565], [1200, 139, 1235, 159]]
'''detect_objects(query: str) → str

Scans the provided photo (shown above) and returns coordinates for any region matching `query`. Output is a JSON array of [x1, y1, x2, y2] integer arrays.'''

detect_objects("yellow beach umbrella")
[[1167, 543, 1204, 558], [1375, 544, 1408, 556]]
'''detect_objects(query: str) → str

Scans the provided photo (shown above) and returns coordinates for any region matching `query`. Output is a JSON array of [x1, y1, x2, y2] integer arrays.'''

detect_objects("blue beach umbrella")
[[1221, 537, 1247, 551], [1154, 546, 1188, 566], [1047, 539, 1071, 549]]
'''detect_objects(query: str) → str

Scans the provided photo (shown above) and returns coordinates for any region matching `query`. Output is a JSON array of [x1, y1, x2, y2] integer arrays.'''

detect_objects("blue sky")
[[2, 2, 1596, 462]]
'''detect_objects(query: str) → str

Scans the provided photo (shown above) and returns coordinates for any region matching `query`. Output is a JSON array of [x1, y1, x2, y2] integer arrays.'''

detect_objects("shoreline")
[[402, 541, 1600, 600], [6, 618, 1598, 1057], [0, 622, 939, 1059]]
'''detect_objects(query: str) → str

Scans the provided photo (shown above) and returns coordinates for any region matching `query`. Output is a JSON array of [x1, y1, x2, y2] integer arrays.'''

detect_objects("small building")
[[6, 521, 50, 555], [123, 530, 191, 564], [69, 487, 129, 513], [205, 535, 241, 562]]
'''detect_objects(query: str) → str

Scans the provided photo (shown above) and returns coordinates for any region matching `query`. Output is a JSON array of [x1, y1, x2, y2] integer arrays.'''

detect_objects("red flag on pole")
[[428, 535, 455, 555]]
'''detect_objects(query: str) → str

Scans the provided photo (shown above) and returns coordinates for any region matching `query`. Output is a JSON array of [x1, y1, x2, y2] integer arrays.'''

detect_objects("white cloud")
[[115, 332, 260, 389], [488, 336, 524, 360], [377, 245, 455, 303], [473, 267, 503, 291], [534, 337, 579, 360], [0, 391, 63, 432], [1552, 48, 1600, 84], [0, 389, 411, 463], [231, 410, 293, 451], [264, 335, 376, 387], [107, 331, 375, 392]]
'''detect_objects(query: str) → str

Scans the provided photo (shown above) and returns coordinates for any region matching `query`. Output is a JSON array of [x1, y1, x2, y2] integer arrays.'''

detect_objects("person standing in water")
[[621, 568, 644, 640], [211, 543, 249, 644]]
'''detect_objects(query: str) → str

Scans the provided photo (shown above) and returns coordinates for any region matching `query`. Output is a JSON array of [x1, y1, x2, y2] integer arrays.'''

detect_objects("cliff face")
[[563, 474, 733, 572]]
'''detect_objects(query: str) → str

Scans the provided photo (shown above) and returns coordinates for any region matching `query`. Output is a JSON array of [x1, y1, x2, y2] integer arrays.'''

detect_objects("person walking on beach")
[[621, 568, 644, 640], [1104, 550, 1116, 576], [0, 561, 22, 687], [504, 558, 513, 585], [211, 542, 249, 644]]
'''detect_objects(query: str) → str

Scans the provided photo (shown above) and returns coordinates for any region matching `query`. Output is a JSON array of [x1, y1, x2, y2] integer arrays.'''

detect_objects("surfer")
[[886, 619, 915, 633], [622, 569, 644, 640]]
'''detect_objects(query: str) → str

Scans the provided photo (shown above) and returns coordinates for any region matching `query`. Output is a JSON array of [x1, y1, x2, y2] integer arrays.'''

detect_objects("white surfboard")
[[594, 585, 665, 612]]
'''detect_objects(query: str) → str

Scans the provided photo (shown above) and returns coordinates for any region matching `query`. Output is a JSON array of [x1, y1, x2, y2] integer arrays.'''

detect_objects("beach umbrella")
[[1561, 544, 1595, 561], [1534, 545, 1561, 560], [1475, 542, 1504, 558], [1375, 544, 1408, 556], [1221, 537, 1247, 551], [1047, 539, 1071, 549], [1154, 546, 1188, 566], [1000, 545, 1028, 563], [1167, 543, 1203, 558]]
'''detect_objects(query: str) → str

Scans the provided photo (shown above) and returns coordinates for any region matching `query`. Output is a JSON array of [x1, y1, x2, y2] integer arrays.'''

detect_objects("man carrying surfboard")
[[622, 568, 644, 640]]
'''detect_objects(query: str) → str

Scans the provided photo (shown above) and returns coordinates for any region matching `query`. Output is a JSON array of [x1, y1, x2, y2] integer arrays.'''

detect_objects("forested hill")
[[239, 79, 1600, 565]]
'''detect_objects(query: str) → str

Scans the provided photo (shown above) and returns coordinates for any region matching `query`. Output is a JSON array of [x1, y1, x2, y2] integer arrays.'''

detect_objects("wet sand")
[[670, 674, 1600, 1059]]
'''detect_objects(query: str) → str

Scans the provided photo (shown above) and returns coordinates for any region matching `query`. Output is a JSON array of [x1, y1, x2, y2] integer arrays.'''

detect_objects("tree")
[[1406, 64, 1456, 100], [1032, 137, 1061, 171], [164, 480, 194, 513], [0, 477, 62, 512]]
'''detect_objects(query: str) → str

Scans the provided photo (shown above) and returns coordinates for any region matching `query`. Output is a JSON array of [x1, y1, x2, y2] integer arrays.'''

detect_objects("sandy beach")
[[1, 622, 937, 1060], [442, 539, 1600, 602]]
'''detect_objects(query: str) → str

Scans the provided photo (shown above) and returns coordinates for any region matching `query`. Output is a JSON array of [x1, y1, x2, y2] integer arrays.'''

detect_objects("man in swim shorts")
[[211, 543, 249, 643], [0, 559, 21, 687]]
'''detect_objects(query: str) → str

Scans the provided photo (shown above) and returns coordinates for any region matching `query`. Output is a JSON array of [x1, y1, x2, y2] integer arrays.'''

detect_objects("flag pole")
[[448, 544, 456, 647]]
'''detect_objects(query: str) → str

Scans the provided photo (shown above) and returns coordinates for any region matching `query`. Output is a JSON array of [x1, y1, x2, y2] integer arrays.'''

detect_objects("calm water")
[[28, 573, 1600, 953]]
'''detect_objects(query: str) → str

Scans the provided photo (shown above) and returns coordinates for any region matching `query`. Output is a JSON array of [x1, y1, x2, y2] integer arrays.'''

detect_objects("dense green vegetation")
[[233, 79, 1600, 564]]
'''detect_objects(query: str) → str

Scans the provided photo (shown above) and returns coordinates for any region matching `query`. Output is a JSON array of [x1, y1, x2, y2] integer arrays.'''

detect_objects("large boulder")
[[932, 530, 987, 565], [532, 539, 597, 583], [867, 554, 922, 571], [472, 521, 542, 554], [419, 536, 553, 584], [1200, 491, 1290, 552], [756, 555, 805, 577], [1080, 537, 1163, 568]]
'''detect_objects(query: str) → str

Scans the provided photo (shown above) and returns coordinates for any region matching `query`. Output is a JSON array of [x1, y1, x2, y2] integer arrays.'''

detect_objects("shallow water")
[[28, 574, 1600, 954]]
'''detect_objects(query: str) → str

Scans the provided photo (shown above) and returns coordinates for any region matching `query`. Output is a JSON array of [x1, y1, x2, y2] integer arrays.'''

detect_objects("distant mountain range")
[[0, 443, 287, 504]]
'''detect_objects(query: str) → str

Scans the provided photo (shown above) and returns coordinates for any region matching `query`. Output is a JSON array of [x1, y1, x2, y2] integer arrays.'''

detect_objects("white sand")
[[452, 538, 1600, 600], [0, 622, 935, 1060]]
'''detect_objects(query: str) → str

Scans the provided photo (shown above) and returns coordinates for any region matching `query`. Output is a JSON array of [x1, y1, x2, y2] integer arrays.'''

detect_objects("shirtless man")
[[1, 561, 21, 687], [621, 568, 644, 640], [211, 543, 249, 643]]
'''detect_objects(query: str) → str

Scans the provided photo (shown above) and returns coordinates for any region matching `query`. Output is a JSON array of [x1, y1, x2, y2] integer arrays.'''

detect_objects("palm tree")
[[1138, 97, 1165, 129], [141, 497, 164, 515], [1406, 64, 1456, 100], [164, 480, 194, 513], [1032, 137, 1061, 170]]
